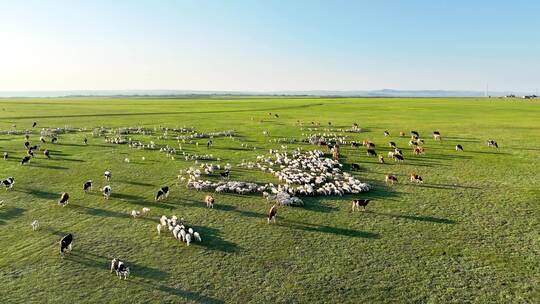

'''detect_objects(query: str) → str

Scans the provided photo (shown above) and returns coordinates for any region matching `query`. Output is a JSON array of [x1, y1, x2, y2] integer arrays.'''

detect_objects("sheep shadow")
[[368, 211, 456, 224], [279, 219, 379, 239], [0, 207, 26, 225], [189, 225, 241, 253]]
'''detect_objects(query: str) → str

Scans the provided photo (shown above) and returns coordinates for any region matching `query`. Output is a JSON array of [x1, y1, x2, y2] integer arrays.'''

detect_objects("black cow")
[[60, 234, 73, 257]]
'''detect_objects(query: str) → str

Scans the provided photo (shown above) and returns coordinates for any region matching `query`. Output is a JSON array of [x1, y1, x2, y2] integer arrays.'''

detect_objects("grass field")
[[0, 97, 538, 303]]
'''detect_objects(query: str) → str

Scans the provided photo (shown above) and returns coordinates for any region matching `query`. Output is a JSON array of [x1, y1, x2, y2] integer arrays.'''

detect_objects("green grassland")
[[0, 97, 538, 303]]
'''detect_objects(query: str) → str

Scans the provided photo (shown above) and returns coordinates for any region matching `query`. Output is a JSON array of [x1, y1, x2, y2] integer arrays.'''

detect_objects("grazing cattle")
[[389, 142, 397, 148], [2, 177, 14, 190], [394, 148, 403, 156], [383, 130, 390, 137], [58, 192, 70, 207], [351, 163, 361, 171], [351, 141, 361, 148], [110, 258, 130, 279], [387, 151, 395, 159], [32, 121, 37, 128], [44, 149, 50, 159], [378, 155, 385, 164], [414, 146, 425, 155], [104, 170, 112, 181], [51, 137, 58, 144], [399, 131, 405, 137], [455, 144, 464, 151], [487, 140, 499, 148], [366, 149, 377, 157], [409, 174, 423, 183], [394, 154, 404, 162], [83, 180, 93, 193], [59, 234, 73, 258], [21, 155, 31, 165], [24, 141, 30, 148], [385, 174, 398, 185], [102, 186, 112, 199], [408, 139, 418, 147], [205, 195, 215, 208], [3, 152, 8, 160], [411, 131, 420, 138], [433, 131, 441, 141], [40, 136, 46, 143], [155, 186, 170, 202], [267, 204, 277, 224], [352, 199, 370, 212], [83, 138, 88, 145], [31, 220, 39, 231], [27, 149, 34, 157]]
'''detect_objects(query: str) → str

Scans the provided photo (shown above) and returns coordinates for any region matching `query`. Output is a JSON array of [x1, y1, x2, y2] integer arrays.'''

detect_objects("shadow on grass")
[[132, 280, 224, 304], [16, 188, 58, 200], [26, 163, 69, 170], [180, 198, 261, 220], [189, 225, 241, 253], [0, 207, 26, 225], [368, 211, 456, 224], [69, 251, 170, 281], [279, 219, 379, 239], [120, 180, 156, 187]]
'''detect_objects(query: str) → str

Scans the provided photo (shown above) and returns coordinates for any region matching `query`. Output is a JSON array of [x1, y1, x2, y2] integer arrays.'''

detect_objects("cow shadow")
[[26, 163, 69, 170], [279, 219, 379, 239], [368, 211, 456, 224], [17, 188, 59, 200]]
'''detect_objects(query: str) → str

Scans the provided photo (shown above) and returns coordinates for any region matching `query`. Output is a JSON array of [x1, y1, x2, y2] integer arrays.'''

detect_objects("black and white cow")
[[58, 192, 70, 207], [2, 177, 15, 190], [110, 258, 130, 279], [3, 152, 8, 160], [102, 185, 112, 199], [155, 186, 169, 202], [60, 234, 73, 258], [83, 180, 93, 193], [455, 144, 464, 151], [44, 149, 50, 159], [104, 170, 112, 181], [21, 156, 31, 165]]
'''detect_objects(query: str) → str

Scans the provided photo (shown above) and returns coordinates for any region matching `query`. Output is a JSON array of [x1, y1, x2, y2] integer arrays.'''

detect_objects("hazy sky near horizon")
[[1, 0, 539, 92]]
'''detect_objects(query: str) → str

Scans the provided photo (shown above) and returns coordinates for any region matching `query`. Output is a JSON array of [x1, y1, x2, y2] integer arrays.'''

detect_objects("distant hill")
[[0, 89, 533, 98]]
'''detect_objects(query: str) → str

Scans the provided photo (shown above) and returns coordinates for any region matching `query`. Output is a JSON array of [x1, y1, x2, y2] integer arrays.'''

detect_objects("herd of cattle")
[[1, 120, 501, 279]]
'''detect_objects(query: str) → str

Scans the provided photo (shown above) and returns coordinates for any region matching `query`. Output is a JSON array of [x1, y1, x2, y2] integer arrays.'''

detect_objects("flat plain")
[[0, 97, 538, 303]]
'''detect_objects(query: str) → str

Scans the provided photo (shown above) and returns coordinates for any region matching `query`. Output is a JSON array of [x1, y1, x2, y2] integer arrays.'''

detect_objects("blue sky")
[[0, 0, 538, 92]]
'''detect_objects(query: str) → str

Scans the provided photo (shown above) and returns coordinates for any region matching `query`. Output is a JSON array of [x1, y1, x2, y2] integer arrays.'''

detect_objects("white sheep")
[[31, 220, 39, 231], [141, 207, 150, 215], [193, 232, 202, 242], [131, 210, 141, 218], [156, 224, 162, 235], [179, 229, 186, 242], [185, 233, 192, 246]]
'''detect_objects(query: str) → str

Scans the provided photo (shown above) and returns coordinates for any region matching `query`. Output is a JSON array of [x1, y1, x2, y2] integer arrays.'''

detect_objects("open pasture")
[[0, 97, 539, 303]]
